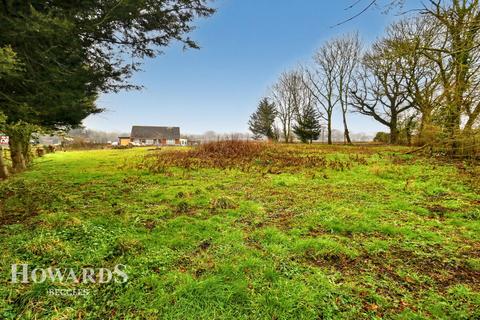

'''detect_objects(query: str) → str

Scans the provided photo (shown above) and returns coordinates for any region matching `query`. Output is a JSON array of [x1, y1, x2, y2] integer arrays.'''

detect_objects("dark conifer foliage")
[[249, 98, 277, 140], [293, 104, 322, 143]]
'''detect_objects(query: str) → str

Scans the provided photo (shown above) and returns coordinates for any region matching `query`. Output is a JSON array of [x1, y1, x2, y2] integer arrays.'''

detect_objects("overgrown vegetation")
[[141, 140, 370, 173], [1, 145, 479, 319]]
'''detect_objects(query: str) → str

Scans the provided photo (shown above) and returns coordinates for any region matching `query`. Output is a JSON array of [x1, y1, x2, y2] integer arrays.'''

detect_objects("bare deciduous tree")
[[386, 16, 444, 143], [350, 38, 413, 144], [271, 71, 297, 143], [304, 34, 360, 144], [333, 33, 362, 144], [304, 41, 340, 144], [271, 69, 312, 143]]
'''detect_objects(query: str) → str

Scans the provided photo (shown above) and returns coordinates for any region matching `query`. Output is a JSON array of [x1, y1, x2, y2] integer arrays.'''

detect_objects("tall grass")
[[142, 140, 369, 173]]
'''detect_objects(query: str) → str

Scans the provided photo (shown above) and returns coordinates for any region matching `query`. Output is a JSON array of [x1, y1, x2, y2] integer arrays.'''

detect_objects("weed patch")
[[141, 141, 369, 173]]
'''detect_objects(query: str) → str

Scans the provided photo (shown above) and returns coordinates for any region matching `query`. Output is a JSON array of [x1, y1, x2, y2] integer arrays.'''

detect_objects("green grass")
[[0, 146, 479, 319]]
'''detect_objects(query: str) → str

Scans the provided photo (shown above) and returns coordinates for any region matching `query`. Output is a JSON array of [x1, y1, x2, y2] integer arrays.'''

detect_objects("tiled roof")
[[130, 126, 180, 139]]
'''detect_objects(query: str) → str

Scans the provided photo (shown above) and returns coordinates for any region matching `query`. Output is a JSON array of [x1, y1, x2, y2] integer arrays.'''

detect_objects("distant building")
[[0, 135, 8, 146], [118, 136, 131, 146], [179, 138, 188, 146], [119, 126, 187, 146]]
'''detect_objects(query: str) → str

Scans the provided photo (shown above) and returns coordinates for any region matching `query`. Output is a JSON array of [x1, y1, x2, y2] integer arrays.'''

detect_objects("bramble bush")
[[141, 140, 370, 173]]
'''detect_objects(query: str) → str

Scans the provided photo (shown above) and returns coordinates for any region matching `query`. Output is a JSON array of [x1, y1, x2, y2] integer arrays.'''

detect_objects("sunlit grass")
[[0, 145, 479, 319]]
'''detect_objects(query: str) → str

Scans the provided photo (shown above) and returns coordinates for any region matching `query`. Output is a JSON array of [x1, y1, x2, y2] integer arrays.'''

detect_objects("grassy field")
[[0, 144, 479, 319]]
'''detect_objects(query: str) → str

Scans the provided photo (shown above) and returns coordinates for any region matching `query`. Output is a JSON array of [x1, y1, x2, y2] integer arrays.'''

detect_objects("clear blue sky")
[[85, 0, 417, 135]]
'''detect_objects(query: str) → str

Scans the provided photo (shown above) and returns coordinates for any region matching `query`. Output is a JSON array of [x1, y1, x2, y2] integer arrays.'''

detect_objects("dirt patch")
[[426, 204, 449, 214], [0, 209, 39, 227], [143, 219, 156, 231], [308, 246, 480, 291], [174, 239, 215, 277]]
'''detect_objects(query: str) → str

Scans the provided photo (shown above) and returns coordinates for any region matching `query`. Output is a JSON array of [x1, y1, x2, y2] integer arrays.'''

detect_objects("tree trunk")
[[327, 116, 332, 145], [341, 109, 352, 144], [343, 124, 351, 144], [418, 111, 432, 144], [390, 127, 399, 144], [389, 112, 399, 144], [0, 147, 9, 179], [282, 123, 288, 143], [5, 122, 34, 171], [22, 138, 32, 164], [8, 135, 27, 172], [445, 104, 461, 155], [406, 129, 412, 146], [287, 118, 292, 143]]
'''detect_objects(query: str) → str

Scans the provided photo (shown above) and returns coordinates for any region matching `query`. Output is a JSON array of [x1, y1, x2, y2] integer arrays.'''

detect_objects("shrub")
[[373, 132, 390, 143]]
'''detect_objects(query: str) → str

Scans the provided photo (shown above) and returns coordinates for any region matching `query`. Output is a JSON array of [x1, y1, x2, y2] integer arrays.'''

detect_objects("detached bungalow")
[[120, 126, 187, 146]]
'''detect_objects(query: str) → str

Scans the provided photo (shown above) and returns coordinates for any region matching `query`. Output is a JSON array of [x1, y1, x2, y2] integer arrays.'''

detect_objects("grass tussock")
[[142, 140, 369, 173]]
